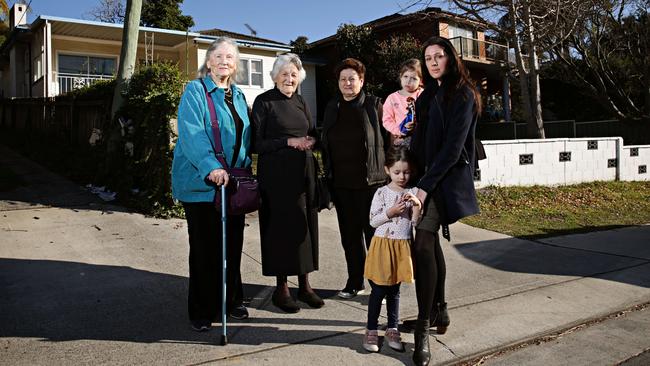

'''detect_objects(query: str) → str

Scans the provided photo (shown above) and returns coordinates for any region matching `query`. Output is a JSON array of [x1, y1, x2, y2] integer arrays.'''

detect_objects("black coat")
[[410, 83, 480, 225], [321, 91, 389, 187], [252, 88, 319, 276]]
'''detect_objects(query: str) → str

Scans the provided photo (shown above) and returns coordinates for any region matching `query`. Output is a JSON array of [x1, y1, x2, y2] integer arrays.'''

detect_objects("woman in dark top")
[[408, 37, 482, 366], [321, 58, 388, 300], [252, 53, 324, 313]]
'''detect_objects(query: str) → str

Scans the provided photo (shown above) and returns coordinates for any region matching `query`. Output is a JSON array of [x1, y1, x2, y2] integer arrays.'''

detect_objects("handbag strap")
[[200, 79, 230, 171]]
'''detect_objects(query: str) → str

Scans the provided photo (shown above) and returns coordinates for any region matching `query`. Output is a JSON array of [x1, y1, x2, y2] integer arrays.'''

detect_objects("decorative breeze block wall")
[[475, 137, 649, 188]]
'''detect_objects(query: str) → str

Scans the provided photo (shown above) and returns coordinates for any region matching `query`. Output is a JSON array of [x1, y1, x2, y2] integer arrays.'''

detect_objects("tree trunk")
[[522, 2, 545, 138], [111, 0, 142, 118]]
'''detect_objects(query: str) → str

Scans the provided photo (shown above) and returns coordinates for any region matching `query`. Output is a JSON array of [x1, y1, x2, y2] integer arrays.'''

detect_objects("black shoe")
[[272, 291, 300, 313], [336, 286, 368, 299], [413, 319, 431, 366], [432, 302, 450, 334], [297, 290, 325, 308], [229, 304, 249, 320], [401, 302, 450, 334], [190, 319, 212, 332]]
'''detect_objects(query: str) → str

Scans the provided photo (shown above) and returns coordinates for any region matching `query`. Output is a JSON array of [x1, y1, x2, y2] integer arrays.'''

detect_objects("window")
[[57, 54, 117, 94], [237, 58, 263, 87], [448, 24, 477, 58], [33, 52, 43, 82], [58, 54, 116, 76]]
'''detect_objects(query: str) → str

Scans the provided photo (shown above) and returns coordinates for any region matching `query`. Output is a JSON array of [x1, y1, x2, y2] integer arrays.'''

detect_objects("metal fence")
[[476, 119, 650, 145], [57, 73, 113, 95], [0, 97, 111, 146]]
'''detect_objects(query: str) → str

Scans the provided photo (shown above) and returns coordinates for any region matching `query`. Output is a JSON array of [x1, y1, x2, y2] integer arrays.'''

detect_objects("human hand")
[[393, 135, 404, 146], [288, 137, 314, 151], [403, 192, 422, 208], [387, 195, 408, 218], [207, 168, 229, 186]]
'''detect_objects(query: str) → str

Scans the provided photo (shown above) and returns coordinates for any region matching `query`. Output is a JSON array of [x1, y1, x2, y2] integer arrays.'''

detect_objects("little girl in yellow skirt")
[[362, 146, 421, 353]]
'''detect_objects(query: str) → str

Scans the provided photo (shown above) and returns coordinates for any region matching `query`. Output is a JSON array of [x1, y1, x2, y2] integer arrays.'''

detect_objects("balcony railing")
[[57, 73, 114, 95], [448, 36, 509, 64]]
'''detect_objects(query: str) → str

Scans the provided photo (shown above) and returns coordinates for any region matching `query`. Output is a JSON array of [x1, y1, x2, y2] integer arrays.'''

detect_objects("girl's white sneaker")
[[385, 328, 404, 351], [363, 329, 380, 352]]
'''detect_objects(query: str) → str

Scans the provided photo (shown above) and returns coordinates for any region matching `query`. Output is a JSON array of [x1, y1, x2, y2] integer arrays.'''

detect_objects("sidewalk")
[[1, 144, 649, 365]]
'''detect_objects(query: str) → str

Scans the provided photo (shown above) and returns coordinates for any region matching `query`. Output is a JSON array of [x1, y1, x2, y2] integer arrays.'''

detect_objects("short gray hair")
[[198, 37, 241, 85], [270, 53, 306, 84]]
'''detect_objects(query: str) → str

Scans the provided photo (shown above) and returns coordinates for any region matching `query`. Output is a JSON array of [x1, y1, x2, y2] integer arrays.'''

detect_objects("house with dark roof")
[[304, 7, 512, 122], [0, 3, 297, 110]]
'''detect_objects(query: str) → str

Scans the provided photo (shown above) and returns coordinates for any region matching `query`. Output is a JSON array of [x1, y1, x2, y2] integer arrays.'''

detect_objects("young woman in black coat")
[[408, 36, 482, 366]]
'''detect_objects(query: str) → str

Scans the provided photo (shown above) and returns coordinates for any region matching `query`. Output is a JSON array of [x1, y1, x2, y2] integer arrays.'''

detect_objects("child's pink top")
[[382, 89, 422, 136]]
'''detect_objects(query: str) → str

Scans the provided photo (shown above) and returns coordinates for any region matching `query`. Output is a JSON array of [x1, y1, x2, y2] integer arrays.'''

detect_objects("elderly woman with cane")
[[172, 37, 252, 332]]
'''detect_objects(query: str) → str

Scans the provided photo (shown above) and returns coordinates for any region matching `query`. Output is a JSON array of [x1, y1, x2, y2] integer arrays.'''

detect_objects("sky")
[[23, 0, 425, 44]]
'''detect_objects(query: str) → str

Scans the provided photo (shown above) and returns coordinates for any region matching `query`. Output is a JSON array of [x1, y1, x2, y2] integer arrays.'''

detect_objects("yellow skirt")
[[364, 236, 414, 286]]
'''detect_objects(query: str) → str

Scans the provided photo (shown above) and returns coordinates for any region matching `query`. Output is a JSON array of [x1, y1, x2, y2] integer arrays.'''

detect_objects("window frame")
[[237, 58, 264, 88]]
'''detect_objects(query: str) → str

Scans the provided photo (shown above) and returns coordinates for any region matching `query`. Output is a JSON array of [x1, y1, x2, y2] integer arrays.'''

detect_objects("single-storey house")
[[0, 3, 323, 118]]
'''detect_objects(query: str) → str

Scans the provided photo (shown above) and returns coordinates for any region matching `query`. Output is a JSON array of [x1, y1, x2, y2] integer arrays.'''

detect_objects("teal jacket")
[[171, 76, 252, 202]]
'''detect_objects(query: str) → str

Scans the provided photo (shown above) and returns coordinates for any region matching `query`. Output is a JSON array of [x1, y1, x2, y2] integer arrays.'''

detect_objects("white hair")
[[198, 37, 241, 85], [270, 53, 307, 84]]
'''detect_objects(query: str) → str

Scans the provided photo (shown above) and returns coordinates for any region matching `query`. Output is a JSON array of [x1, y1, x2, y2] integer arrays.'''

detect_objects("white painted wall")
[[475, 137, 649, 188], [621, 145, 650, 181], [300, 64, 318, 124]]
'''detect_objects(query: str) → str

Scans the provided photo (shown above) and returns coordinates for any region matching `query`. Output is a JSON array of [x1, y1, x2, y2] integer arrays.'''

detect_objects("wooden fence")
[[0, 97, 111, 146]]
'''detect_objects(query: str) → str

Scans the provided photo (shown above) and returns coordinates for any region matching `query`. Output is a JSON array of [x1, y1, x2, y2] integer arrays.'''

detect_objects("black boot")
[[431, 302, 450, 334], [412, 319, 431, 366]]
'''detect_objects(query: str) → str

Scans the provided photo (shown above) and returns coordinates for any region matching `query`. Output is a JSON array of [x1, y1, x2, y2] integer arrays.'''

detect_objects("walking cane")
[[220, 183, 228, 346]]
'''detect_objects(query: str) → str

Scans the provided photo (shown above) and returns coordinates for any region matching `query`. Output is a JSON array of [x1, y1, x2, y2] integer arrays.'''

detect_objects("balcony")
[[449, 36, 510, 64], [57, 73, 114, 95]]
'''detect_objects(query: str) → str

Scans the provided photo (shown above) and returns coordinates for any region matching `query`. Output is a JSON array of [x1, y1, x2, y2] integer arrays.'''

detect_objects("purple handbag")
[[201, 80, 260, 215]]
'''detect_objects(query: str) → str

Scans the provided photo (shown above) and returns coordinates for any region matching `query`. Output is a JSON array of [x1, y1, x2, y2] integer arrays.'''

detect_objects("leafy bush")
[[111, 61, 185, 215]]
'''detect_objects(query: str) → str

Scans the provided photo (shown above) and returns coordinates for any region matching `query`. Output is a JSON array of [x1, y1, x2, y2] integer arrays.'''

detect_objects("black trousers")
[[367, 280, 401, 330], [332, 186, 377, 290], [183, 202, 244, 322], [413, 200, 446, 320]]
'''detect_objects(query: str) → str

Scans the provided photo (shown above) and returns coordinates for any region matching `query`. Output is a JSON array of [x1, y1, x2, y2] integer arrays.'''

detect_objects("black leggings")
[[412, 228, 446, 320]]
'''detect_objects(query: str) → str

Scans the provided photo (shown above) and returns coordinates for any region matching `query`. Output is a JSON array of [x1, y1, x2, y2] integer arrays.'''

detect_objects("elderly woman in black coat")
[[408, 37, 482, 366], [252, 53, 323, 313]]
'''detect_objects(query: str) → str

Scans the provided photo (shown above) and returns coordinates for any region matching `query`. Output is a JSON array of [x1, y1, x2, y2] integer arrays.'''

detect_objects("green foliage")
[[335, 24, 376, 64], [59, 79, 116, 101], [290, 36, 309, 54], [141, 0, 194, 31], [374, 34, 421, 97], [116, 61, 184, 215], [334, 24, 421, 98]]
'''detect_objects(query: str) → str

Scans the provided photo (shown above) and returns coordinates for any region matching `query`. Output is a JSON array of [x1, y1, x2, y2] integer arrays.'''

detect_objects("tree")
[[87, 0, 194, 31], [111, 0, 143, 118], [548, 0, 649, 119], [374, 34, 422, 97], [333, 24, 421, 97], [0, 0, 11, 46], [290, 36, 309, 54], [86, 0, 125, 23], [140, 0, 194, 30], [404, 1, 588, 137]]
